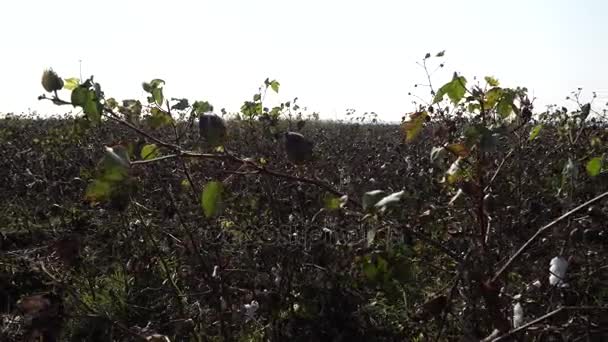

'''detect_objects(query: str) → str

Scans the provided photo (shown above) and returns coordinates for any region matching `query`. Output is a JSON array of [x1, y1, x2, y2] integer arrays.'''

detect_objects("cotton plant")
[[549, 256, 569, 287]]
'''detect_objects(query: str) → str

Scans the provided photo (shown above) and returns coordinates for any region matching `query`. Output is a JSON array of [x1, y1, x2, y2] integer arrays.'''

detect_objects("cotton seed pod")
[[199, 113, 227, 147], [513, 302, 524, 328], [284, 131, 313, 164], [549, 256, 568, 286], [41, 69, 64, 92], [146, 334, 171, 342]]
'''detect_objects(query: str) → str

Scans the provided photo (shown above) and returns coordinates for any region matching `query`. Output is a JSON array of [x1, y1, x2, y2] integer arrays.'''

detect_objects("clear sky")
[[1, 0, 607, 122]]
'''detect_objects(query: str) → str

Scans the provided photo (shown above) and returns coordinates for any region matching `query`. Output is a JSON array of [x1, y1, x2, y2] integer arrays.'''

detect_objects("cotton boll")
[[199, 113, 227, 147], [41, 69, 64, 93], [549, 256, 569, 286], [284, 131, 314, 164], [271, 266, 281, 286], [244, 300, 259, 321], [147, 334, 171, 342], [513, 302, 524, 328]]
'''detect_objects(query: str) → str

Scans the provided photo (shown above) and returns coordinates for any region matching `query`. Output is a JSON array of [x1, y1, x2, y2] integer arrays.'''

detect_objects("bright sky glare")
[[1, 0, 607, 121]]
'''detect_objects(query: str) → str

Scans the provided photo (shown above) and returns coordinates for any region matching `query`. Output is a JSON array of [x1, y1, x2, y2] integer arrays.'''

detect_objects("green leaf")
[[586, 157, 603, 177], [85, 180, 112, 203], [435, 50, 445, 57], [149, 79, 164, 88], [142, 82, 152, 93], [484, 76, 499, 87], [485, 87, 503, 109], [462, 124, 499, 152], [63, 77, 80, 90], [148, 107, 173, 129], [463, 124, 485, 147], [71, 86, 88, 107], [270, 106, 282, 118], [467, 103, 480, 113], [362, 260, 378, 281], [83, 98, 102, 122], [101, 167, 127, 183], [171, 98, 189, 111], [193, 101, 214, 114], [270, 80, 280, 93], [580, 103, 591, 122], [152, 87, 164, 106], [529, 124, 543, 141], [445, 143, 469, 158], [323, 194, 347, 211], [201, 181, 224, 218], [142, 79, 165, 105], [140, 144, 160, 160], [401, 111, 428, 142], [105, 97, 118, 110], [433, 73, 467, 104], [71, 85, 101, 123], [240, 100, 263, 118], [497, 90, 516, 118], [180, 179, 191, 189], [118, 99, 142, 123], [143, 79, 164, 92], [85, 146, 136, 208], [108, 180, 135, 211], [324, 195, 341, 211]]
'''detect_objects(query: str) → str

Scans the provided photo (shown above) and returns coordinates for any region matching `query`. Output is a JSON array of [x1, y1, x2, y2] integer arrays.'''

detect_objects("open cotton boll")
[[513, 302, 524, 328], [146, 334, 171, 342], [244, 300, 259, 321], [549, 256, 569, 286]]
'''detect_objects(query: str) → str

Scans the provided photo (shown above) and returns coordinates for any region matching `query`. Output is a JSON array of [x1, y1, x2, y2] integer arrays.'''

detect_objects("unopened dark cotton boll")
[[199, 113, 227, 147], [284, 131, 313, 164], [41, 69, 64, 93]]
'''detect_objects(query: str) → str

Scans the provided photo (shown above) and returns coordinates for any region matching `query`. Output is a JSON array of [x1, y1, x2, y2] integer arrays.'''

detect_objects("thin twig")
[[491, 191, 608, 283], [484, 149, 514, 192], [492, 306, 608, 341]]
